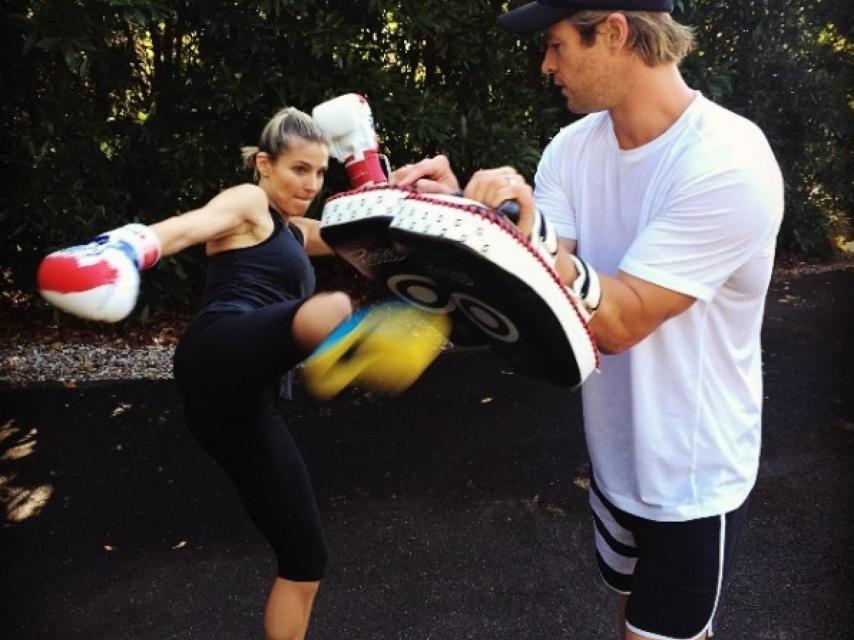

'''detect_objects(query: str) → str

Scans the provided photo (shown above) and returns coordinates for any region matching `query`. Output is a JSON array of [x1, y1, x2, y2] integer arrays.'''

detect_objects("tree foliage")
[[680, 0, 852, 255], [1, 0, 850, 317]]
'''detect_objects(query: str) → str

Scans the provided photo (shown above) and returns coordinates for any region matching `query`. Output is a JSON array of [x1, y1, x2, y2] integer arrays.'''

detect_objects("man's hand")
[[462, 167, 535, 239], [388, 155, 461, 194], [464, 168, 586, 290], [390, 159, 576, 289]]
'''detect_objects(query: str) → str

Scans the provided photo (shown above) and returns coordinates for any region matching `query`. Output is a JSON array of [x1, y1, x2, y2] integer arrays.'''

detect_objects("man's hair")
[[241, 107, 327, 171], [569, 10, 695, 66]]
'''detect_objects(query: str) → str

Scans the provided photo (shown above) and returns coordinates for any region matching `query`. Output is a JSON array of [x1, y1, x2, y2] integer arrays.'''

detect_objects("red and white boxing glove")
[[37, 223, 161, 322], [312, 93, 387, 187]]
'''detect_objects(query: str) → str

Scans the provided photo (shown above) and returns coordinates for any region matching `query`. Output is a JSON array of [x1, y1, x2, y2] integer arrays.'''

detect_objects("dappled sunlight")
[[1, 439, 37, 461], [1, 477, 54, 523], [0, 419, 17, 443], [0, 419, 54, 525]]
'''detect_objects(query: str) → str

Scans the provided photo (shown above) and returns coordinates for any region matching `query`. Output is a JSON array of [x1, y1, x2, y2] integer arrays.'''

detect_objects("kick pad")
[[320, 186, 486, 346], [388, 194, 598, 387], [320, 185, 411, 281]]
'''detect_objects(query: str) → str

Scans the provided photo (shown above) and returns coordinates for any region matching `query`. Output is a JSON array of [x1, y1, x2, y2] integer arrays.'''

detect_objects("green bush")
[[1, 0, 850, 320], [680, 0, 852, 257]]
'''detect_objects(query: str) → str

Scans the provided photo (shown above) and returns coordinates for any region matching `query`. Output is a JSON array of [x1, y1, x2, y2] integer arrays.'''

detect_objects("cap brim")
[[498, 2, 576, 34]]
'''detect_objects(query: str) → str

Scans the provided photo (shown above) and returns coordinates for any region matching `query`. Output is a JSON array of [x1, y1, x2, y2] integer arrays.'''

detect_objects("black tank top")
[[200, 208, 316, 311]]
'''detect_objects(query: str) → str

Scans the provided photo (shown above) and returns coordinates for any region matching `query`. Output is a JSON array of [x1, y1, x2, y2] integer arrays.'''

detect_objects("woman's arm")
[[149, 183, 268, 257], [36, 183, 269, 323], [290, 217, 335, 257]]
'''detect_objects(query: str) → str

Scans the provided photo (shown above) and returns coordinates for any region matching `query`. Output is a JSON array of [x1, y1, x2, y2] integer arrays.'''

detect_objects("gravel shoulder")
[[2, 259, 850, 387]]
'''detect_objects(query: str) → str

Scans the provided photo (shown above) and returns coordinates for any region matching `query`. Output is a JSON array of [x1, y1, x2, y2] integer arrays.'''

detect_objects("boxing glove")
[[312, 94, 387, 187], [37, 223, 161, 322]]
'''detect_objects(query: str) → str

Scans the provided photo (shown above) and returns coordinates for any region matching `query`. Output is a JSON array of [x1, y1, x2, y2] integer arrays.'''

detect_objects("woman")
[[36, 107, 342, 637], [163, 108, 349, 640], [37, 106, 442, 638]]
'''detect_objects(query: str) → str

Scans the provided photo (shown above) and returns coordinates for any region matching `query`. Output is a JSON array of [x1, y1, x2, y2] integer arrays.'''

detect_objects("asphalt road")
[[1, 268, 852, 639]]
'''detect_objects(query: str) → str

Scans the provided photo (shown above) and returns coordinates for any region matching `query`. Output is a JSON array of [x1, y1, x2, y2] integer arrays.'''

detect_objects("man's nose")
[[541, 51, 555, 76]]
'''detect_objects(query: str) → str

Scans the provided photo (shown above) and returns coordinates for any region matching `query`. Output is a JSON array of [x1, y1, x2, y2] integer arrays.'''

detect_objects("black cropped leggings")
[[173, 301, 327, 581]]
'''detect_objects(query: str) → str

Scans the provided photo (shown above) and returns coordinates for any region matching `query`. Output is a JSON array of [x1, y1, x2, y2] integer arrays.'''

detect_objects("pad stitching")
[[325, 184, 415, 204]]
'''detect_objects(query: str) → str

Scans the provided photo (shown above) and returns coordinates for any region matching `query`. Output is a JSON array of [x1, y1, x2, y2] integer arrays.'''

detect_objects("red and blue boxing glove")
[[37, 223, 161, 322]]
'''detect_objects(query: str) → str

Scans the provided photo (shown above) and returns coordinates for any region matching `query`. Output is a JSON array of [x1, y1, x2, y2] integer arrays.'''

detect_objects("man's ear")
[[600, 13, 630, 52]]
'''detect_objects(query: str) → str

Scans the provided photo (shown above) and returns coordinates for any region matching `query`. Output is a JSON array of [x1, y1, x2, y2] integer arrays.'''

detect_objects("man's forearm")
[[554, 243, 694, 355]]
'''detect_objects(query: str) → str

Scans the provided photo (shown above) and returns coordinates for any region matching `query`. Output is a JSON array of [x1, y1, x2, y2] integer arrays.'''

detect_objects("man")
[[391, 1, 784, 638]]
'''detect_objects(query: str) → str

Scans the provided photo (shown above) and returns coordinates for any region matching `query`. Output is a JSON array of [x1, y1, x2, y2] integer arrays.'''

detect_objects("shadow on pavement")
[[1, 269, 852, 639]]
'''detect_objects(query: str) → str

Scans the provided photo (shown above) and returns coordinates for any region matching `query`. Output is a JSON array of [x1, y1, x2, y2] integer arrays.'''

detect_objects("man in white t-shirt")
[[392, 2, 783, 638]]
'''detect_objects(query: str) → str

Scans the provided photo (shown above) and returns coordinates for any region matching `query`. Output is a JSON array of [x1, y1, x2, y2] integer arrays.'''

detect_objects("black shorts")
[[589, 478, 748, 639]]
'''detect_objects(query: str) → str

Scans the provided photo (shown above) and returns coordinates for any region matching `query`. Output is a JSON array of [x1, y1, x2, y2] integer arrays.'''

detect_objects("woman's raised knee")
[[322, 291, 353, 321], [292, 291, 354, 352]]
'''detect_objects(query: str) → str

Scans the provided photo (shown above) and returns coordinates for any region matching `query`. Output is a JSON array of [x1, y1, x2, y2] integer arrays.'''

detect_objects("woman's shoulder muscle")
[[198, 183, 272, 252], [150, 183, 271, 256], [208, 183, 269, 222]]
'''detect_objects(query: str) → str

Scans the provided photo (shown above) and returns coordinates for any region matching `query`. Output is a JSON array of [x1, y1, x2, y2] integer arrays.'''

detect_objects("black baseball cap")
[[499, 1, 674, 34]]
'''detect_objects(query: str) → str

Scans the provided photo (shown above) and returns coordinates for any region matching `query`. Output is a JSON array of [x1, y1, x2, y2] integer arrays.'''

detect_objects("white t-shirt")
[[536, 93, 784, 521]]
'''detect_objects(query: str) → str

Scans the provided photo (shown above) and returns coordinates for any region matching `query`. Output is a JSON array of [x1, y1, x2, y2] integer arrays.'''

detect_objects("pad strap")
[[568, 254, 602, 316], [529, 209, 559, 271]]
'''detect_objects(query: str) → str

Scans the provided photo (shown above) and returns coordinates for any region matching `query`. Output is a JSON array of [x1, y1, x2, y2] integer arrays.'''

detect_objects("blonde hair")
[[241, 107, 327, 171], [569, 10, 696, 66]]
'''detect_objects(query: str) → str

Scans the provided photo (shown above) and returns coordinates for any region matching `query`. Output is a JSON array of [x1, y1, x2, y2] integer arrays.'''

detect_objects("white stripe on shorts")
[[589, 487, 636, 547], [594, 527, 637, 575], [589, 488, 637, 576]]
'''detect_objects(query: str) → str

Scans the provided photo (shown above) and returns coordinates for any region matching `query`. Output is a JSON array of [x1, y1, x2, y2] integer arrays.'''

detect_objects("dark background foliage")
[[1, 0, 851, 320]]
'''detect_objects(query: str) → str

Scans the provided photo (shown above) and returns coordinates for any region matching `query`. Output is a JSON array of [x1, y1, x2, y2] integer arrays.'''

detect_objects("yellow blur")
[[301, 305, 451, 400]]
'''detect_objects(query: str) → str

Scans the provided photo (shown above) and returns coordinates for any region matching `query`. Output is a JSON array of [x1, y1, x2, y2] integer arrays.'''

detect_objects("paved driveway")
[[1, 268, 852, 639]]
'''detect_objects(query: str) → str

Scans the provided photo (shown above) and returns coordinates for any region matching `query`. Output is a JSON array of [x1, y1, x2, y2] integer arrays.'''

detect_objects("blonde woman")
[[39, 108, 366, 639]]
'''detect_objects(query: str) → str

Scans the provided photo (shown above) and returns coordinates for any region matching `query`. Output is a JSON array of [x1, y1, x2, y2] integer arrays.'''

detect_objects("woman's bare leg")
[[263, 577, 320, 640]]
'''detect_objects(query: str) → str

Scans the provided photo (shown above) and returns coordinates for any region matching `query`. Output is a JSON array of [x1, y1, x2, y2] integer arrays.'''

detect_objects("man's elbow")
[[595, 337, 633, 356], [591, 323, 644, 355]]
